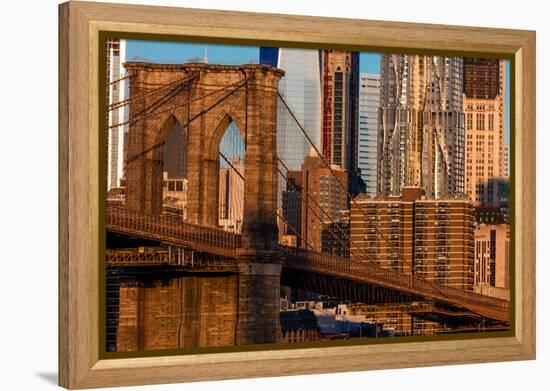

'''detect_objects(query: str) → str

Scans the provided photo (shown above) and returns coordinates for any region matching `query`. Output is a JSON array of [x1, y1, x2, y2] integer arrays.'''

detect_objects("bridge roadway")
[[106, 204, 510, 322]]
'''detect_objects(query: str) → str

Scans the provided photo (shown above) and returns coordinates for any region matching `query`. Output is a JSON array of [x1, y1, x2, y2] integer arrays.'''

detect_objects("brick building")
[[463, 58, 507, 206], [474, 224, 510, 299], [300, 154, 348, 252], [350, 186, 475, 290]]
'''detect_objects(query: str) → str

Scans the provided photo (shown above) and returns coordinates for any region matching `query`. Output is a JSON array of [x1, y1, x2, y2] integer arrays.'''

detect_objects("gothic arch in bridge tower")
[[124, 62, 285, 251], [161, 114, 188, 181], [216, 117, 246, 233]]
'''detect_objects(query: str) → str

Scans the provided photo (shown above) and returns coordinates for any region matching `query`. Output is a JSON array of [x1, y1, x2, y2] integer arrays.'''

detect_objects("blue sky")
[[126, 40, 259, 64], [360, 52, 381, 74], [126, 40, 509, 144]]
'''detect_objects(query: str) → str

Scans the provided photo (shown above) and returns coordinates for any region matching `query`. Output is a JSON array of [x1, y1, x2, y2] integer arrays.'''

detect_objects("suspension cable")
[[124, 79, 251, 166], [109, 75, 253, 130], [277, 158, 369, 261], [107, 73, 198, 112], [278, 92, 453, 299]]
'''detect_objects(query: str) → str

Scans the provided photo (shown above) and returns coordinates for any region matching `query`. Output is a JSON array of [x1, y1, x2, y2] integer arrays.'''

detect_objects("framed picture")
[[59, 1, 536, 389]]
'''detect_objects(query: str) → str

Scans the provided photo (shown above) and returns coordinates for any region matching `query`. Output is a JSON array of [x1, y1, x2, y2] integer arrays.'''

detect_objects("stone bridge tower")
[[123, 62, 285, 345]]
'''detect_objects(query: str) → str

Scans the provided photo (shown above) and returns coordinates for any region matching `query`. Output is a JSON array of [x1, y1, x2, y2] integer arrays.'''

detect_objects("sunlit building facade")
[[218, 157, 244, 233], [300, 154, 348, 252], [378, 54, 465, 199], [358, 73, 380, 195], [106, 38, 128, 190], [351, 187, 475, 290], [474, 224, 510, 300], [463, 58, 507, 206]]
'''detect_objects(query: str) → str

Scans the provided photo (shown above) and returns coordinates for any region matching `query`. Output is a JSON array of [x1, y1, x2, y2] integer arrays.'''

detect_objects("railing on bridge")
[[105, 203, 509, 321], [281, 246, 510, 322], [106, 246, 238, 272], [106, 204, 241, 257]]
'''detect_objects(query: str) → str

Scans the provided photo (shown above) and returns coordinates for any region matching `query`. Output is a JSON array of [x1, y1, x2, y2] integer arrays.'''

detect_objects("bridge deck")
[[282, 247, 510, 322], [105, 205, 509, 322], [106, 247, 238, 273], [106, 204, 240, 257]]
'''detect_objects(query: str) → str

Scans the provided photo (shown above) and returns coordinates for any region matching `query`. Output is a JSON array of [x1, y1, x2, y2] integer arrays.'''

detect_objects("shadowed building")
[[280, 309, 321, 343], [320, 50, 362, 193], [321, 210, 350, 257], [281, 170, 303, 244]]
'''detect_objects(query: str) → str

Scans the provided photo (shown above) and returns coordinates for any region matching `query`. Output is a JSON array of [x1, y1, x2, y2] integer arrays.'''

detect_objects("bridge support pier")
[[235, 253, 282, 345]]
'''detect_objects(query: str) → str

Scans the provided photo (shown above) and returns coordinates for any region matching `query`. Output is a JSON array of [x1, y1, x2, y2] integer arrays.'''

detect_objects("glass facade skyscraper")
[[260, 47, 322, 170], [260, 47, 322, 205]]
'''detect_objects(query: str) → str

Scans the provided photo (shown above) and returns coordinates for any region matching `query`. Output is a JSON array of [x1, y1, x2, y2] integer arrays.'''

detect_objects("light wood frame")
[[59, 1, 536, 389]]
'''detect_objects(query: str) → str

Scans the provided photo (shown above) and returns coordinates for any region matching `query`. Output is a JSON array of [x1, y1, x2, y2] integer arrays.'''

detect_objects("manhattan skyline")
[[126, 40, 510, 146]]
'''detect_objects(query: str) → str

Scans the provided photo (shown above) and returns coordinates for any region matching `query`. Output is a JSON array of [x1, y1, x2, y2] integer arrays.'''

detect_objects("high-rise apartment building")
[[320, 50, 360, 187], [350, 187, 475, 290], [106, 38, 128, 190], [358, 73, 380, 195], [463, 58, 506, 206], [218, 157, 244, 233], [504, 144, 510, 178], [474, 224, 510, 299], [378, 54, 465, 199], [300, 154, 348, 252]]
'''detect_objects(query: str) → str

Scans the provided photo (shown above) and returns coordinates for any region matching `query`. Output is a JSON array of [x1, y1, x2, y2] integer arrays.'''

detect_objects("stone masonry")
[[123, 63, 285, 345]]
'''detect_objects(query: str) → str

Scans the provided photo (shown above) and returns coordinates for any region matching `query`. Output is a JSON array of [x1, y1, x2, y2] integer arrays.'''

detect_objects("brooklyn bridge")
[[105, 62, 509, 351]]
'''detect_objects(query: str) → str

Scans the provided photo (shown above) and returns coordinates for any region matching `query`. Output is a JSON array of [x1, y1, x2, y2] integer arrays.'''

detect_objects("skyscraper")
[[320, 50, 361, 190], [358, 73, 380, 195], [378, 54, 465, 199], [260, 47, 322, 205], [259, 47, 322, 168], [504, 144, 510, 178], [106, 38, 128, 190], [463, 58, 507, 206]]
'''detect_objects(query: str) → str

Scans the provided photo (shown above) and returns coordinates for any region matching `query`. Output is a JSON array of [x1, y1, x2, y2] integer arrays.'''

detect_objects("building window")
[[476, 113, 485, 130], [488, 113, 494, 131], [467, 113, 473, 130]]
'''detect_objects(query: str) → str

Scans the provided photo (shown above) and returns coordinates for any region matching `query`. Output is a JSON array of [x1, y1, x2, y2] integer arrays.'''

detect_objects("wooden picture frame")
[[59, 1, 536, 389]]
